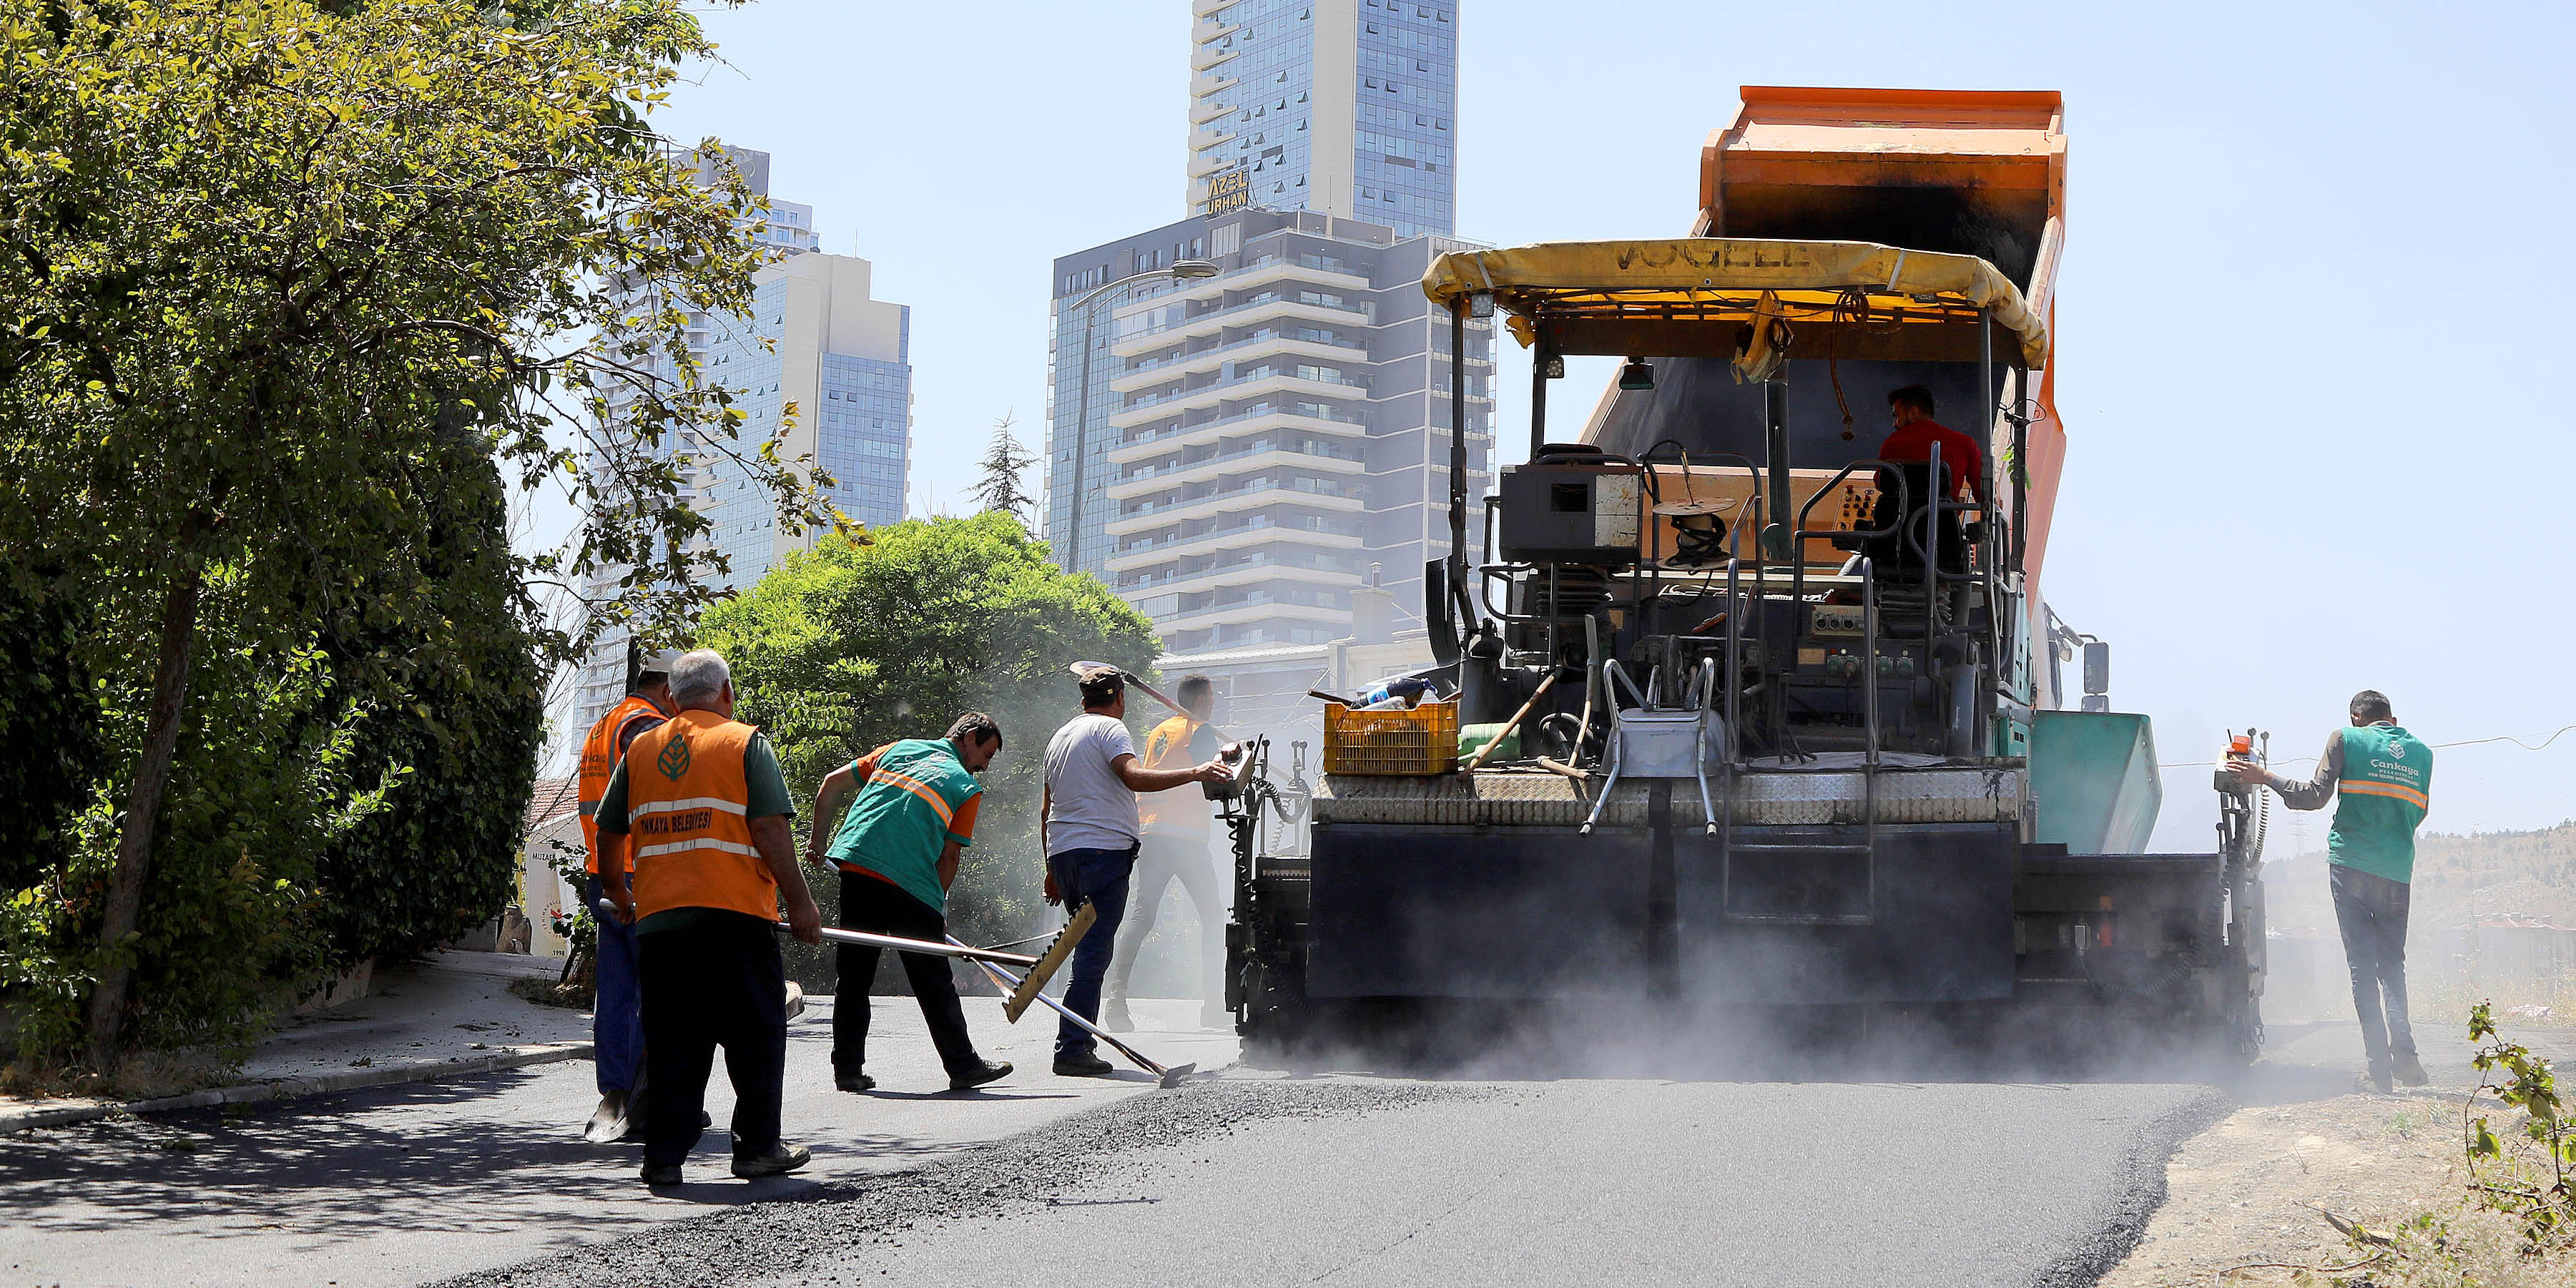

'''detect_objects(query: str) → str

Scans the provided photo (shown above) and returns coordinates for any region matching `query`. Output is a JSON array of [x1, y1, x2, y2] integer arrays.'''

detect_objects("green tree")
[[699, 513, 1161, 951], [971, 412, 1039, 526], [0, 0, 823, 1067]]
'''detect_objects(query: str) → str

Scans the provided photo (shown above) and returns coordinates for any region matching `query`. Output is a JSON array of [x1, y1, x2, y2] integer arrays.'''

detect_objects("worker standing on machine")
[[1103, 674, 1228, 1033], [1038, 667, 1232, 1076], [801, 712, 1015, 1095], [594, 649, 825, 1186], [2227, 689, 2433, 1093], [574, 648, 677, 1140]]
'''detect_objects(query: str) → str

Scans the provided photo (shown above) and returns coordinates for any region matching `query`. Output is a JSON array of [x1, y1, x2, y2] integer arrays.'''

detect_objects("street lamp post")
[[1062, 259, 1219, 574]]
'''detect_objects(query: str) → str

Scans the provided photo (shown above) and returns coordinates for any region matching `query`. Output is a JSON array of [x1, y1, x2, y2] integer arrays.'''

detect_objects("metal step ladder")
[[1717, 558, 1885, 925]]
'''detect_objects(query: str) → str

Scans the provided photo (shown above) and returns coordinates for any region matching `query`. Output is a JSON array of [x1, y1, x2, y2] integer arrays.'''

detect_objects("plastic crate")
[[1322, 700, 1460, 776]]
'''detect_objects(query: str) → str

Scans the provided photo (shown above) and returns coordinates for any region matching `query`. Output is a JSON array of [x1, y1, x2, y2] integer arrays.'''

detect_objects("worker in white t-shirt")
[[1038, 667, 1229, 1077]]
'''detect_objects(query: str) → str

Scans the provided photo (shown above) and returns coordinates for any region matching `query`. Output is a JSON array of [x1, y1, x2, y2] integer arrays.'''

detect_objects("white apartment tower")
[[1046, 209, 1491, 727], [1044, 4, 1482, 727]]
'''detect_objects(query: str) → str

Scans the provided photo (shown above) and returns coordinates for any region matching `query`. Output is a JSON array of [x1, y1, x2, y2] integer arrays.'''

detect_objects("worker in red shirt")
[[1878, 384, 1988, 507], [1860, 385, 1989, 574]]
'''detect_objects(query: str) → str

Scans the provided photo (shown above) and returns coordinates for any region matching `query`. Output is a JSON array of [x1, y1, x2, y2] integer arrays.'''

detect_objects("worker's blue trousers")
[[1046, 845, 1137, 1058], [586, 875, 644, 1094]]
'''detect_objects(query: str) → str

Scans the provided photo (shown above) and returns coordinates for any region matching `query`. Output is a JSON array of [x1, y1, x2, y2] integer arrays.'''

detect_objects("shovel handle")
[[1463, 672, 1558, 772], [776, 922, 1041, 969]]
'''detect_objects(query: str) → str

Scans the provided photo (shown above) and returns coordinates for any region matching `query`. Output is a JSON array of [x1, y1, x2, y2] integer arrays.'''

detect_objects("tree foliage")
[[699, 514, 1162, 954], [971, 413, 1039, 526], [0, 0, 810, 1070]]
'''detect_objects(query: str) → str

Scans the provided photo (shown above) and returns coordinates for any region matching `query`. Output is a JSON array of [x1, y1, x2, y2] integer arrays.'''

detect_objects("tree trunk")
[[82, 558, 206, 1072]]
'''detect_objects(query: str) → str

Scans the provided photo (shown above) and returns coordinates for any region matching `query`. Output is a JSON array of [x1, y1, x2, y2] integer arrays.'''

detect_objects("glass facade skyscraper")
[[570, 151, 905, 746], [697, 257, 913, 589], [1188, 0, 1460, 238]]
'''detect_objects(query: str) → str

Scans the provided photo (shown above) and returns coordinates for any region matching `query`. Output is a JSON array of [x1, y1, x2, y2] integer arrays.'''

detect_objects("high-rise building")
[[697, 252, 913, 583], [1047, 3, 1484, 727], [1045, 207, 1491, 724], [1186, 0, 1460, 237], [567, 147, 897, 744]]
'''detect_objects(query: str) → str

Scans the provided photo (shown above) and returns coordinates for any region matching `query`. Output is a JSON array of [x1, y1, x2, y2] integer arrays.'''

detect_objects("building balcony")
[[1151, 596, 1349, 632], [1192, 0, 1230, 16], [1110, 333, 1368, 395], [1106, 443, 1367, 501], [1191, 95, 1238, 125], [1107, 258, 1373, 330], [1191, 42, 1239, 72], [1189, 125, 1238, 154], [1107, 405, 1370, 463], [1187, 71, 1239, 102], [1103, 513, 1367, 571], [1191, 17, 1240, 42], [1110, 293, 1376, 358], [1106, 368, 1370, 430], [1106, 480, 1367, 537], [1119, 557, 1363, 601]]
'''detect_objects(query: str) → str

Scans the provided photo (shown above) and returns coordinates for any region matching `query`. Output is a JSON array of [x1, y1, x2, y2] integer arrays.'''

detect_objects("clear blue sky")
[[642, 0, 2574, 847]]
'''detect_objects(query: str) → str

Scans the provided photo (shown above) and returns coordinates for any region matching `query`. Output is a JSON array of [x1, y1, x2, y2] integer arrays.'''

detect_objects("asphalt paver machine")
[[1223, 88, 2267, 1064]]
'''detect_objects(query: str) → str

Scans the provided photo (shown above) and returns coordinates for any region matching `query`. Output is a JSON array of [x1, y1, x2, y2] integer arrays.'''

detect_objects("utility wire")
[[2157, 723, 2576, 770]]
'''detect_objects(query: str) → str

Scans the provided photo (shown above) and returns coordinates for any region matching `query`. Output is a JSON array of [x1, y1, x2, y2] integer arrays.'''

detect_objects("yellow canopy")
[[1420, 238, 2049, 369]]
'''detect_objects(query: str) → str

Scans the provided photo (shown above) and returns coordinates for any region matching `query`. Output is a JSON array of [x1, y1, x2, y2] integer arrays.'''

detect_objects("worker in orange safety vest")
[[576, 648, 676, 1141], [594, 649, 824, 1187]]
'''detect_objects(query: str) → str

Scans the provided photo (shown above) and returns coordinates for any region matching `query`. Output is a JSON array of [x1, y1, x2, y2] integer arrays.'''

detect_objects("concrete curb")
[[0, 1041, 594, 1134]]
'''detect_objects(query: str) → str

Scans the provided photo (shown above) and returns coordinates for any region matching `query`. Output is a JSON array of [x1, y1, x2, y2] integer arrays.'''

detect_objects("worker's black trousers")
[[638, 910, 787, 1169], [2330, 864, 2416, 1069], [832, 870, 983, 1079]]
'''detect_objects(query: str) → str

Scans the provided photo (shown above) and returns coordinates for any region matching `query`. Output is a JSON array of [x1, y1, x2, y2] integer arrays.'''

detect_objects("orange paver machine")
[[1223, 88, 2269, 1063]]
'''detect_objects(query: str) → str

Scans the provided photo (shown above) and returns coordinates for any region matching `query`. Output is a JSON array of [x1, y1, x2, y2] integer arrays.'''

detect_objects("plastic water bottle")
[[1356, 677, 1433, 709]]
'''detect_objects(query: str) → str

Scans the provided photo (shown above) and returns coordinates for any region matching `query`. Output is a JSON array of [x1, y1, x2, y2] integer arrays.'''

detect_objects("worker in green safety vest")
[[2226, 689, 2433, 1093]]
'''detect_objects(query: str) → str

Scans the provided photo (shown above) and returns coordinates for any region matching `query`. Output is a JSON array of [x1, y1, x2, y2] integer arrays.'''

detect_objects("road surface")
[[3, 996, 2508, 1288]]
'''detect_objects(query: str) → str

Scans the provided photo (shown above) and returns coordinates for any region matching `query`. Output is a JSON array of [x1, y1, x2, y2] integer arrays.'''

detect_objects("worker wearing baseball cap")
[[575, 647, 678, 1141]]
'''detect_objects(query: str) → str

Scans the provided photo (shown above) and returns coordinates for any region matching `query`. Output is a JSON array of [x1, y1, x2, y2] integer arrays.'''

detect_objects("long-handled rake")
[[948, 929, 1198, 1090]]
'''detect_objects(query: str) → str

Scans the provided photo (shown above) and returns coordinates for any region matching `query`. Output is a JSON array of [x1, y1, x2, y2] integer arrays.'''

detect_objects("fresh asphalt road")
[[0, 996, 1243, 1288], [5, 996, 2482, 1288], [604, 1076, 2220, 1288]]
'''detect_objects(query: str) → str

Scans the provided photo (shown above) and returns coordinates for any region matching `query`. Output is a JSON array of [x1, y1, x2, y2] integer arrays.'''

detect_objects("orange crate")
[[1322, 700, 1460, 776]]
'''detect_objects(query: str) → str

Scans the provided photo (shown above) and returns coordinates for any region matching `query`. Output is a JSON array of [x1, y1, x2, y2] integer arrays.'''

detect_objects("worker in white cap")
[[575, 647, 677, 1140]]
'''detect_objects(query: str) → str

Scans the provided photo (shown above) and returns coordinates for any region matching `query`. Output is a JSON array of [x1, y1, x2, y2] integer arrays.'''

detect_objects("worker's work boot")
[[2356, 1063, 2394, 1094], [1053, 1051, 1116, 1078], [2394, 1053, 2431, 1087], [834, 1071, 876, 1093], [948, 1058, 1013, 1092], [731, 1143, 812, 1180], [1102, 996, 1135, 1033], [640, 1161, 683, 1187]]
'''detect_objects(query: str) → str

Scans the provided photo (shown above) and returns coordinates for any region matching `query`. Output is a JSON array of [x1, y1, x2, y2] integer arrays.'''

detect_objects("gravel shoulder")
[[2100, 1086, 2472, 1286], [2099, 1018, 2576, 1286]]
